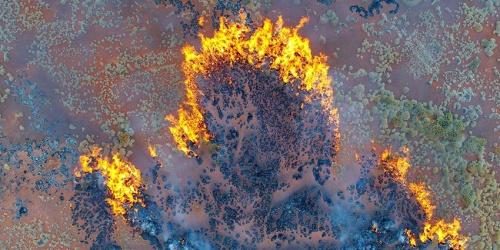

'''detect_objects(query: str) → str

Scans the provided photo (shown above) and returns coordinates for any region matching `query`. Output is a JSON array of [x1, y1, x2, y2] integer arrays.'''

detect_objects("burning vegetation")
[[407, 182, 468, 249], [159, 15, 471, 249], [148, 144, 158, 158], [167, 15, 337, 156], [3, 0, 498, 249], [379, 147, 411, 183], [379, 150, 468, 249], [409, 182, 436, 220], [69, 15, 469, 250], [75, 146, 145, 216]]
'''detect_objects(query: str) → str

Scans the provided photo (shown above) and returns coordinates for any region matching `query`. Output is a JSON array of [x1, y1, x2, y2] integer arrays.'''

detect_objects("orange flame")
[[405, 229, 417, 247], [168, 16, 336, 156], [420, 219, 468, 249], [75, 147, 145, 216], [378, 148, 468, 248], [148, 144, 158, 157], [198, 16, 204, 27], [406, 182, 468, 248], [408, 182, 436, 219], [379, 148, 410, 183]]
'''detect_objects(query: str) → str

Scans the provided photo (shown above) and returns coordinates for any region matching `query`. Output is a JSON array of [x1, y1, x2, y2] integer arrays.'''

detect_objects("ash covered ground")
[[0, 0, 499, 249]]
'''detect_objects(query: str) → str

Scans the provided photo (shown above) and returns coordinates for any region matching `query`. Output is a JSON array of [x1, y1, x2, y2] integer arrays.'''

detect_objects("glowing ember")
[[167, 16, 336, 156], [198, 16, 204, 26], [75, 147, 145, 216], [379, 148, 410, 183], [371, 223, 380, 234]]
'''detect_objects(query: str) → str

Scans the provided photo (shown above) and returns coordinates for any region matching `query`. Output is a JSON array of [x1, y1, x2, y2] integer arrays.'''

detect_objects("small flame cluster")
[[75, 147, 145, 216], [380, 149, 468, 249], [379, 147, 410, 183], [167, 16, 337, 155], [148, 144, 158, 157]]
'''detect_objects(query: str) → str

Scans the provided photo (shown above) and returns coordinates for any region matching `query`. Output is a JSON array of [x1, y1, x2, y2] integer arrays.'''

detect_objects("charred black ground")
[[69, 60, 431, 249], [110, 62, 427, 249]]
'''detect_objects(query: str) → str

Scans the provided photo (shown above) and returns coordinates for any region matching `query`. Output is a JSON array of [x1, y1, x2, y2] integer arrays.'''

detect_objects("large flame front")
[[75, 146, 145, 216], [167, 16, 336, 155]]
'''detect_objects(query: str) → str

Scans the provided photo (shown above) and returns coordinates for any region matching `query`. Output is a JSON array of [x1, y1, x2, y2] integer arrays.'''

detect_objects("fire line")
[[167, 16, 338, 156]]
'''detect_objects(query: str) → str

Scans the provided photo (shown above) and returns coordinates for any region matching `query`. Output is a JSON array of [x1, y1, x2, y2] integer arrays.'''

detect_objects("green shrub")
[[459, 185, 476, 209]]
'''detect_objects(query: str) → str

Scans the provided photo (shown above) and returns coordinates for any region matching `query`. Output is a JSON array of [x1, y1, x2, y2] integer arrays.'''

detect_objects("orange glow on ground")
[[168, 16, 336, 156], [75, 147, 145, 216]]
